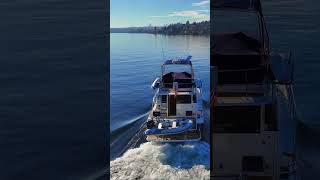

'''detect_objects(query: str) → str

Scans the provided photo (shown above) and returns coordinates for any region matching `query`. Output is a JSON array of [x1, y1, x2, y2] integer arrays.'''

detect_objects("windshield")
[[163, 64, 192, 74], [212, 10, 261, 41]]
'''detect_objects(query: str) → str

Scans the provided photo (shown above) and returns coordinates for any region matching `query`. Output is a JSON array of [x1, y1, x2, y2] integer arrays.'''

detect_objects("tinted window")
[[186, 111, 192, 116], [213, 106, 260, 133], [161, 95, 167, 103], [176, 95, 191, 104], [242, 156, 264, 172]]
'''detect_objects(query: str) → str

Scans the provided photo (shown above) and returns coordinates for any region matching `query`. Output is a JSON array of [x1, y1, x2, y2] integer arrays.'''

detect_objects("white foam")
[[110, 141, 210, 180]]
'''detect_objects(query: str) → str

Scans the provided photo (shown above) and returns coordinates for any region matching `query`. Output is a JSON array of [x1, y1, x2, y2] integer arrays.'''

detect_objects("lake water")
[[0, 0, 107, 179], [263, 0, 320, 124], [263, 1, 320, 179]]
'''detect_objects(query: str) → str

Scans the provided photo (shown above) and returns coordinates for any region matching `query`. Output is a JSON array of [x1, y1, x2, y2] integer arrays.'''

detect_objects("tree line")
[[111, 21, 210, 35]]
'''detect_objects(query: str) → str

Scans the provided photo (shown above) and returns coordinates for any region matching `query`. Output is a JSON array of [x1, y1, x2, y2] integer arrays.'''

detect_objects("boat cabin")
[[153, 91, 198, 118], [212, 0, 273, 86]]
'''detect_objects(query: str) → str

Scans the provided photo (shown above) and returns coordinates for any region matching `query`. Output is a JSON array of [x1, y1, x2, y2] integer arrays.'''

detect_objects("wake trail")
[[110, 141, 210, 180], [110, 112, 149, 159]]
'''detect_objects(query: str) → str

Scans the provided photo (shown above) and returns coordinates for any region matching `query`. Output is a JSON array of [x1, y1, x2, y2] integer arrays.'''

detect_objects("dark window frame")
[[176, 95, 191, 104], [161, 95, 167, 103], [213, 106, 261, 133]]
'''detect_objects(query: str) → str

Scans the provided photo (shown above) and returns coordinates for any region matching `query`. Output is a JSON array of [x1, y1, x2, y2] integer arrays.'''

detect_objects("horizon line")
[[110, 20, 210, 29]]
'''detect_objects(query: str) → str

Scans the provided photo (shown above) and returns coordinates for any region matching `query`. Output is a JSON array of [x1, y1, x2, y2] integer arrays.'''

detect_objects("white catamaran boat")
[[211, 0, 298, 179], [145, 56, 204, 142]]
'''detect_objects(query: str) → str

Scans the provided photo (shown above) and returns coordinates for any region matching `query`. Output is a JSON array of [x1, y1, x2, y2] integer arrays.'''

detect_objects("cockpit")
[[212, 7, 270, 85]]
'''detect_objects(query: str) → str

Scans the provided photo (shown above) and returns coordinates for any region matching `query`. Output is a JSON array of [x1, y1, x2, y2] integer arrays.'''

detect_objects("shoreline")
[[110, 32, 210, 36]]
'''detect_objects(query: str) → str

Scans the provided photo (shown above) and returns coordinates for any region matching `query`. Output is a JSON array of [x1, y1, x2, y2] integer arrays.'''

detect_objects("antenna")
[[161, 37, 165, 61], [161, 47, 165, 61]]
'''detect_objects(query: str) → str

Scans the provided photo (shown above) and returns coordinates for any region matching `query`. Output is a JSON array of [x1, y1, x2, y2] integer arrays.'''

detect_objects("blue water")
[[262, 1, 320, 178], [0, 0, 107, 179], [110, 33, 210, 133], [263, 0, 320, 124]]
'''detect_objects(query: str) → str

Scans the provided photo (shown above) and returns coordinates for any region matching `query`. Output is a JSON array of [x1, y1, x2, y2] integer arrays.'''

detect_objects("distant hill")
[[110, 26, 155, 33], [111, 21, 210, 35]]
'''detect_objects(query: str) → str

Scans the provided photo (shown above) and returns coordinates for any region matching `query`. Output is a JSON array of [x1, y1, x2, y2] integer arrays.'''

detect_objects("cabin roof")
[[213, 32, 261, 55], [164, 56, 192, 65]]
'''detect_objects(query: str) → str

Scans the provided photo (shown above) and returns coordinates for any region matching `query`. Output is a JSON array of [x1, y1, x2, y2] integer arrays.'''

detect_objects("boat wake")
[[110, 141, 210, 180], [110, 112, 149, 159]]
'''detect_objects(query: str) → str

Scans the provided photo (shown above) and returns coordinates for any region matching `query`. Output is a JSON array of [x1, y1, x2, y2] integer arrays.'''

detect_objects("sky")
[[110, 0, 210, 28]]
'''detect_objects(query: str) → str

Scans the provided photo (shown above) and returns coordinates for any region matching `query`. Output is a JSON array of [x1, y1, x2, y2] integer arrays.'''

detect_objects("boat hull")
[[146, 129, 201, 142]]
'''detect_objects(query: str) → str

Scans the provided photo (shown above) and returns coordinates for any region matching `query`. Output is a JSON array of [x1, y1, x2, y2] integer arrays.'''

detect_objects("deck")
[[215, 96, 272, 106]]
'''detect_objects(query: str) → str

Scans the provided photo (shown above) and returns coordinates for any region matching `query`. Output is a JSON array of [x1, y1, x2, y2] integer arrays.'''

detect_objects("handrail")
[[288, 85, 297, 118], [280, 49, 296, 118], [289, 50, 296, 117], [288, 49, 294, 84], [160, 82, 194, 88], [217, 67, 265, 72], [216, 66, 270, 97], [161, 82, 194, 85], [274, 84, 297, 119]]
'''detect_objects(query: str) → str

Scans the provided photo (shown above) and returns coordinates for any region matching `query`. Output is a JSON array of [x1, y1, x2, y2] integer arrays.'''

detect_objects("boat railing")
[[161, 82, 195, 89], [273, 49, 297, 118], [288, 85, 297, 118], [275, 84, 297, 119], [217, 67, 264, 73], [214, 67, 270, 96], [284, 49, 296, 118], [217, 67, 265, 82], [284, 49, 295, 84]]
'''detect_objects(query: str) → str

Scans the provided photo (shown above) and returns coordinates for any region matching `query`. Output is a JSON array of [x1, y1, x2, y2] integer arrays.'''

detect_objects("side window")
[[161, 95, 167, 103], [213, 106, 261, 133], [193, 95, 197, 103], [242, 156, 264, 172], [176, 95, 191, 104]]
